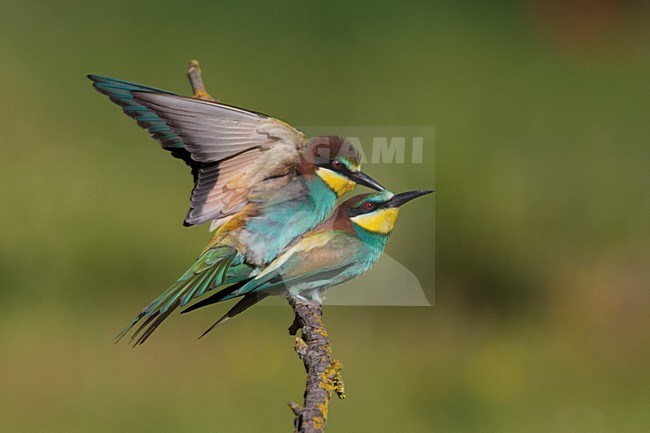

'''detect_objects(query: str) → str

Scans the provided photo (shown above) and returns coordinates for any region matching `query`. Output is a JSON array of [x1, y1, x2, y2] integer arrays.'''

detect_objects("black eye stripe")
[[320, 161, 350, 173], [345, 201, 386, 217]]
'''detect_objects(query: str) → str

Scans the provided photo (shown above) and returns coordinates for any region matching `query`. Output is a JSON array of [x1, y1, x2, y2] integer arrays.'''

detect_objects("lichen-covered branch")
[[184, 61, 344, 433], [288, 300, 345, 433]]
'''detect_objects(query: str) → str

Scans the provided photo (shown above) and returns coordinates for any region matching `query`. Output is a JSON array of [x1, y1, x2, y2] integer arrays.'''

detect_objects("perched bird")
[[88, 75, 385, 344], [183, 189, 434, 336]]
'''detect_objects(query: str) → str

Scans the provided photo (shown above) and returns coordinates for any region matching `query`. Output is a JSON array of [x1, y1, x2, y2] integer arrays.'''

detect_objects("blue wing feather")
[[87, 75, 195, 168]]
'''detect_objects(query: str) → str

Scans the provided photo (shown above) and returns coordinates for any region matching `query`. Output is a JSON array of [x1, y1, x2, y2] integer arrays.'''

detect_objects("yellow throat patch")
[[316, 167, 356, 196], [351, 208, 400, 234]]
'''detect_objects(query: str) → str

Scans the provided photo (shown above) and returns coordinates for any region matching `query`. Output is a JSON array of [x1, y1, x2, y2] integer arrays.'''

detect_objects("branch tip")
[[288, 401, 302, 416], [186, 59, 216, 102]]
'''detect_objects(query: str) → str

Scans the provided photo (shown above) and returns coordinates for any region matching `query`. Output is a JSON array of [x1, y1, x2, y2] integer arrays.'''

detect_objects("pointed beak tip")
[[407, 189, 435, 199], [389, 189, 435, 207], [353, 171, 385, 192]]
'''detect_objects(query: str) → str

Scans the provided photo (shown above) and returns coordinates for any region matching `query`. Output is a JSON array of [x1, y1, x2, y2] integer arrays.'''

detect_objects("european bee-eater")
[[183, 189, 433, 336], [88, 75, 385, 344]]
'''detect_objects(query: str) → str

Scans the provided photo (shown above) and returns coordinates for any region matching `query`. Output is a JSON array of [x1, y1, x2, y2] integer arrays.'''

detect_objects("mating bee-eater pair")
[[89, 74, 432, 345]]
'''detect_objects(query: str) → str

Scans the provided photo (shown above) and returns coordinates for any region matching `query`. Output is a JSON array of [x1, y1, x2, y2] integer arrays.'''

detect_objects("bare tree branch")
[[185, 61, 345, 433]]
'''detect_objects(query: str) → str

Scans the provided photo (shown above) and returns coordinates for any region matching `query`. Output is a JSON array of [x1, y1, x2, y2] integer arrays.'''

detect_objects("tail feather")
[[179, 262, 220, 306], [116, 246, 244, 345], [198, 292, 270, 339], [131, 307, 176, 346], [129, 313, 159, 345], [181, 278, 251, 314]]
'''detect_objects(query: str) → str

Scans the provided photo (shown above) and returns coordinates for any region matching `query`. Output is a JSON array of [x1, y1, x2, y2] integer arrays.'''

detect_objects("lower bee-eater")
[[88, 75, 385, 344], [182, 189, 434, 336]]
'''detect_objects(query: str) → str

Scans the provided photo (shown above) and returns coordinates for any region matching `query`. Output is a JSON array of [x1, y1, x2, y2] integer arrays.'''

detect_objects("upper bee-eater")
[[88, 75, 385, 344], [183, 189, 433, 336]]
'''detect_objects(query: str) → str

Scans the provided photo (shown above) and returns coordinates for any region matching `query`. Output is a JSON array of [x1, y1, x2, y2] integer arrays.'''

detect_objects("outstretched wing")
[[89, 75, 307, 228]]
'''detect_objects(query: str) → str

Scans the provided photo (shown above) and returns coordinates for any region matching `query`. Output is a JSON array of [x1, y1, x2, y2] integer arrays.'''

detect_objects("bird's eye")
[[363, 202, 375, 211], [331, 160, 343, 170]]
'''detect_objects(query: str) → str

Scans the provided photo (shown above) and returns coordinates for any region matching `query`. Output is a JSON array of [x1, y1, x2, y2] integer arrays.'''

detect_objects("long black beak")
[[387, 190, 434, 208], [349, 171, 385, 191]]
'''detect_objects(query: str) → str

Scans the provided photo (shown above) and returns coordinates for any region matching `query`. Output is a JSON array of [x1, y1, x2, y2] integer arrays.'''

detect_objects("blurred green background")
[[1, 0, 649, 432]]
